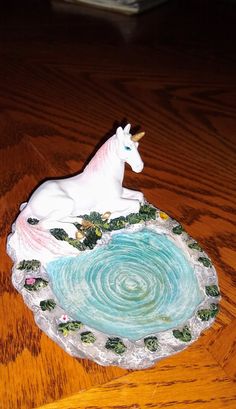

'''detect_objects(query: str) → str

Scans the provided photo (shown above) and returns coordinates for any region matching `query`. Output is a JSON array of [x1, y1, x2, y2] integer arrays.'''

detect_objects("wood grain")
[[0, 0, 236, 408], [36, 344, 236, 409]]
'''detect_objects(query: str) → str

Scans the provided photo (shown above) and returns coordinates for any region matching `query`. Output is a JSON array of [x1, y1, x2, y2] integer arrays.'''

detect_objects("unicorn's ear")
[[124, 123, 131, 133], [116, 126, 124, 141]]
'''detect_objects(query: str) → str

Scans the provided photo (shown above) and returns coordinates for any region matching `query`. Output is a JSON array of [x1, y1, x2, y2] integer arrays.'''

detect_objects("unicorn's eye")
[[125, 146, 131, 151]]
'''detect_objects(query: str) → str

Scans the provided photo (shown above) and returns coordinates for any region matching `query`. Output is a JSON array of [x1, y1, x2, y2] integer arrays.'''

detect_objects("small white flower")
[[59, 314, 69, 323]]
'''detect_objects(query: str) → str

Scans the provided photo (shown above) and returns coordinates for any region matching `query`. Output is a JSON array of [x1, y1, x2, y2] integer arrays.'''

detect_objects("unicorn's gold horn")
[[131, 131, 145, 142]]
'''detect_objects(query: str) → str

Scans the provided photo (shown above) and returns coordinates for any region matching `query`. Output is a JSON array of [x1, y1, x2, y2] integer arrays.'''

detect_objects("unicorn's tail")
[[7, 204, 79, 264]]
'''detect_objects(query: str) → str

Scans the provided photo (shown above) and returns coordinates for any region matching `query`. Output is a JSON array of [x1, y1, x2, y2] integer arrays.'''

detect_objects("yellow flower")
[[159, 211, 169, 220]]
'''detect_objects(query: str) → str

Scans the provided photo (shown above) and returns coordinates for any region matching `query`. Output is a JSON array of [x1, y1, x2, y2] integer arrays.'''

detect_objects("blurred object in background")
[[52, 0, 168, 15]]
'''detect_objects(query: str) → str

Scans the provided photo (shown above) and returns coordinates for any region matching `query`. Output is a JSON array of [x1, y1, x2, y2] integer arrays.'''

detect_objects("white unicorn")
[[8, 125, 145, 261]]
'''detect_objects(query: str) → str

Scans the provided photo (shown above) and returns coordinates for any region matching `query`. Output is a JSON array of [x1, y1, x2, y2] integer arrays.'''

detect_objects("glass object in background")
[[53, 0, 168, 15]]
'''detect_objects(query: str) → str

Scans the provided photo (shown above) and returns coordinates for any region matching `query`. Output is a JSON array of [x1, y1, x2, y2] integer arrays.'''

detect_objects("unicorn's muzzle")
[[132, 162, 144, 173]]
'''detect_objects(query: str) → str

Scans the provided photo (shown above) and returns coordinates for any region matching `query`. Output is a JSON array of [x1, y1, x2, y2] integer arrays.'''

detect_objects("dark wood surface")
[[0, 1, 236, 408]]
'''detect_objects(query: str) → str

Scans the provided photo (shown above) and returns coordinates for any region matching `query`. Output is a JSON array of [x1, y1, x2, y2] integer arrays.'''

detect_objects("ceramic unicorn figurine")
[[10, 125, 145, 251]]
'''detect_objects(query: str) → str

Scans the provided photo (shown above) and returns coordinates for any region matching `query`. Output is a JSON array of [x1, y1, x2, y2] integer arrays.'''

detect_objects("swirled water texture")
[[47, 229, 204, 340]]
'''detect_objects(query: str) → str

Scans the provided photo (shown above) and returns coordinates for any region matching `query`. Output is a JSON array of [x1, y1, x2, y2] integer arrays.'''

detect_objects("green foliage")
[[100, 221, 110, 231], [58, 321, 83, 336], [197, 303, 219, 321], [27, 218, 39, 225], [125, 204, 156, 225], [24, 277, 48, 291], [17, 259, 41, 272], [50, 228, 68, 241], [50, 223, 101, 250], [83, 227, 101, 249], [144, 336, 158, 352], [50, 228, 87, 250], [80, 331, 96, 344], [139, 204, 156, 220], [79, 212, 110, 231], [209, 303, 219, 318], [172, 225, 184, 235], [73, 222, 82, 230], [197, 308, 212, 321], [81, 211, 102, 224], [40, 299, 56, 311], [65, 237, 87, 251], [198, 257, 212, 268], [173, 326, 192, 342], [188, 242, 202, 251], [125, 213, 141, 224], [50, 204, 157, 252], [105, 337, 127, 355], [205, 285, 220, 297], [108, 216, 126, 230]]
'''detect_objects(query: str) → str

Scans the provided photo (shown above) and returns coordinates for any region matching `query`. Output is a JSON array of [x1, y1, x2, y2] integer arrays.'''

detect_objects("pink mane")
[[84, 136, 118, 176]]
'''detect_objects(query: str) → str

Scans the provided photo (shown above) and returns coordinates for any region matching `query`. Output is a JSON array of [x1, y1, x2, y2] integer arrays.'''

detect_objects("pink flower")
[[59, 314, 69, 323], [25, 277, 36, 285]]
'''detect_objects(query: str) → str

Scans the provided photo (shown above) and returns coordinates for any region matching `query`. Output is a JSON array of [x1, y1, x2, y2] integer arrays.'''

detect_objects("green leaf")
[[126, 213, 142, 224], [60, 327, 69, 336], [40, 299, 56, 311], [83, 227, 101, 249], [58, 321, 83, 336], [65, 237, 86, 251], [172, 225, 184, 235], [17, 259, 41, 271], [198, 257, 212, 268], [83, 212, 103, 224], [73, 222, 82, 229], [24, 277, 48, 291], [144, 336, 158, 352], [105, 337, 127, 355], [205, 285, 220, 297], [80, 212, 109, 232], [209, 303, 219, 318], [80, 331, 96, 344], [197, 308, 212, 321], [139, 204, 157, 220], [197, 303, 219, 321], [35, 278, 48, 290], [67, 321, 83, 331], [27, 218, 39, 225], [108, 217, 126, 230], [58, 323, 68, 335], [173, 326, 192, 342], [188, 242, 202, 251], [50, 228, 68, 241], [95, 227, 102, 237], [79, 211, 111, 232], [101, 222, 110, 231]]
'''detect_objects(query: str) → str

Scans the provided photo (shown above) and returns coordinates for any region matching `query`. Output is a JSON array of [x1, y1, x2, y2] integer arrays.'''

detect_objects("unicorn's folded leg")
[[60, 216, 83, 224], [108, 198, 141, 219], [122, 188, 144, 203]]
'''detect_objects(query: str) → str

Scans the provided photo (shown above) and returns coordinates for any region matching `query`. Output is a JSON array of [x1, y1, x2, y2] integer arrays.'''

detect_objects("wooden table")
[[1, 1, 236, 408]]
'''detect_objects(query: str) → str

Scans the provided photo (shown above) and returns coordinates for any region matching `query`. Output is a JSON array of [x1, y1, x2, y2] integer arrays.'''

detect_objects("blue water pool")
[[46, 229, 204, 340]]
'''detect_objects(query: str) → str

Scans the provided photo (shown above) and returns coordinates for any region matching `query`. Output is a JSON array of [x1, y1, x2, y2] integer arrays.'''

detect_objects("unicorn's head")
[[116, 124, 144, 173]]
